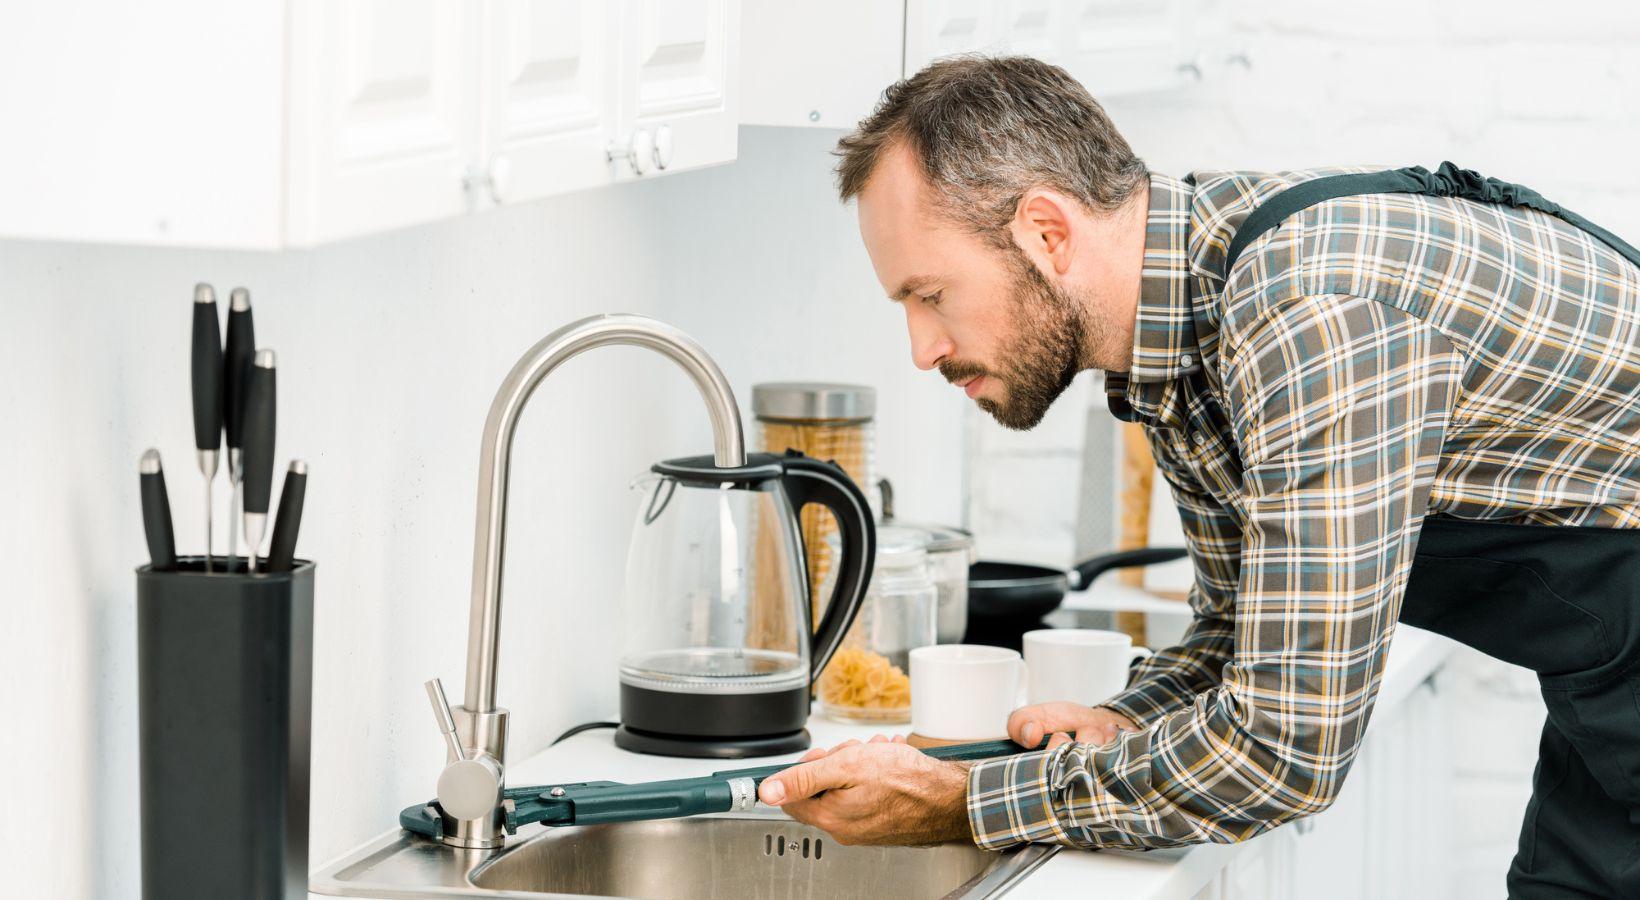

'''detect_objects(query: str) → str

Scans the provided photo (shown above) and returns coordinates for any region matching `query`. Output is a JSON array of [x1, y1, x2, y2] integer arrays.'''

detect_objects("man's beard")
[[940, 247, 1089, 431]]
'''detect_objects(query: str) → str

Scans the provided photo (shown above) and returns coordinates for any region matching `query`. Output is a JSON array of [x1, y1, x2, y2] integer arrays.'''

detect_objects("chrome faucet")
[[422, 314, 747, 849]]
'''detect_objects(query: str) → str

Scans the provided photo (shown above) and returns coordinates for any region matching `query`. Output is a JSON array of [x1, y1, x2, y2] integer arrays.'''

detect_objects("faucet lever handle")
[[425, 678, 467, 762]]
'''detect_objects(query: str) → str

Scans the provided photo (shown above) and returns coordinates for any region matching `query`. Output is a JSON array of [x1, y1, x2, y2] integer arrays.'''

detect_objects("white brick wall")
[[965, 2, 1639, 893]]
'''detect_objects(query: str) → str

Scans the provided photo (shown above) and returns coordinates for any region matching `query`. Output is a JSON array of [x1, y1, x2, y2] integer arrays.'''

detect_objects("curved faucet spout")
[[463, 314, 746, 716]]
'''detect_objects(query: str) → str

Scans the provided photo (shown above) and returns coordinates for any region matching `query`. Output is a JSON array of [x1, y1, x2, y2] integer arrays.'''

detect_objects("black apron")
[[1225, 163, 1640, 899]]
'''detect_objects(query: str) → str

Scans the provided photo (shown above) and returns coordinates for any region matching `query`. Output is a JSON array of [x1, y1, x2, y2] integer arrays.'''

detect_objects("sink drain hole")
[[777, 834, 786, 856], [802, 837, 810, 858], [764, 833, 772, 856], [815, 838, 823, 860]]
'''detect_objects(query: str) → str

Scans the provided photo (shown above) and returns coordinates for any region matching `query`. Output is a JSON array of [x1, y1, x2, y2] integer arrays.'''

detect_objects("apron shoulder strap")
[[1222, 161, 1640, 279]]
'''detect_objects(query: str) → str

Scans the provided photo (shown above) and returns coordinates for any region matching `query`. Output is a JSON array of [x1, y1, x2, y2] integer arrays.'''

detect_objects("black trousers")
[[1400, 516, 1640, 898]]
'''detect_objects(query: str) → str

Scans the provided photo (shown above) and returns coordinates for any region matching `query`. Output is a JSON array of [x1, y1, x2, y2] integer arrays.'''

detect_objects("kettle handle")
[[778, 452, 877, 680]]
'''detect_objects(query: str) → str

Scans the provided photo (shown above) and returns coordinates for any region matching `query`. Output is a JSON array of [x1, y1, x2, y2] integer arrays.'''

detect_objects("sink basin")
[[312, 812, 1057, 899]]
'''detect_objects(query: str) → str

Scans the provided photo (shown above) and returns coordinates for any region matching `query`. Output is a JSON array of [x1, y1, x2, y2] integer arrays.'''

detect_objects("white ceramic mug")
[[910, 644, 1024, 741], [1022, 629, 1152, 707]]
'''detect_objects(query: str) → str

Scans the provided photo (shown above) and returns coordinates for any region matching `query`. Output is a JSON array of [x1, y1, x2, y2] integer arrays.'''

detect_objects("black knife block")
[[136, 557, 314, 900]]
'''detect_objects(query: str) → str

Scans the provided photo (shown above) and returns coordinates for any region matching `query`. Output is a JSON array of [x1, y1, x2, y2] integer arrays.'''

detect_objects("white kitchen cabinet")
[[298, 0, 738, 239], [0, 0, 287, 249], [286, 0, 481, 245], [1208, 674, 1456, 900], [609, 0, 738, 180], [0, 0, 737, 249], [1060, 0, 1192, 96], [904, 0, 1200, 97], [904, 0, 1001, 64], [741, 0, 1206, 133], [739, 1, 904, 129], [477, 0, 619, 209], [1224, 826, 1291, 900]]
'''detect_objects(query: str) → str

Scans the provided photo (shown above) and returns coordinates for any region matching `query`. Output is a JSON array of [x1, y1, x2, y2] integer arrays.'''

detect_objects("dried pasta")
[[819, 646, 910, 712]]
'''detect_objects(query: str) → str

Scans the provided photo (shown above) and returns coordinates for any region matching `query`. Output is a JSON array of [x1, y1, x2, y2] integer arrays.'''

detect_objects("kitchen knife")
[[266, 460, 307, 573], [139, 449, 177, 572], [240, 349, 277, 573], [191, 283, 223, 571], [223, 287, 256, 569], [398, 738, 1044, 837]]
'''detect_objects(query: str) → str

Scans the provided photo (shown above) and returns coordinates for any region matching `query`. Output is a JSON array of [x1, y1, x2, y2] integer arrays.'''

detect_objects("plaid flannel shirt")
[[968, 168, 1640, 850]]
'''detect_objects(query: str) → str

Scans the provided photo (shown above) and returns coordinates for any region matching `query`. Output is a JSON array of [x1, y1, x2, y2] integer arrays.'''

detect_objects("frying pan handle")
[[778, 452, 877, 680], [1068, 546, 1189, 590]]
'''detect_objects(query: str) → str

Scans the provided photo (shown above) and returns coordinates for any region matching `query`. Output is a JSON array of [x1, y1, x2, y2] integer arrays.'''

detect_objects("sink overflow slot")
[[765, 833, 822, 860]]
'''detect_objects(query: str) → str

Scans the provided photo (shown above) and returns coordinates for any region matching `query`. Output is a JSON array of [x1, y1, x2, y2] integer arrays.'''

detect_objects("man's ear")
[[1010, 189, 1076, 276]]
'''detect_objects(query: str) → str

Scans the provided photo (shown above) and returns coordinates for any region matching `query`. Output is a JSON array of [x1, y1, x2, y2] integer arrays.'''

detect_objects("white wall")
[[965, 2, 1640, 896], [0, 126, 964, 899]]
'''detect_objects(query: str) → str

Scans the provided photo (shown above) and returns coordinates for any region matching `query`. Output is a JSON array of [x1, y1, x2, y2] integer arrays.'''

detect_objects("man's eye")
[[922, 291, 943, 306]]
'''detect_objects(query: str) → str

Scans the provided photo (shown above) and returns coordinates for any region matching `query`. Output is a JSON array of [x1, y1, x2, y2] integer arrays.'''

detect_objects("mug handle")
[[1125, 646, 1152, 685]]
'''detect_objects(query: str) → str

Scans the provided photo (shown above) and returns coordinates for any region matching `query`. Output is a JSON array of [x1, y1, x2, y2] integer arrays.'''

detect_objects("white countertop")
[[312, 625, 1454, 900]]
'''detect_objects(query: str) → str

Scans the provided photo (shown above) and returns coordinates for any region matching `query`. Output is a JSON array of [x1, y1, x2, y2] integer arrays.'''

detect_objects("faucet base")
[[440, 705, 510, 847]]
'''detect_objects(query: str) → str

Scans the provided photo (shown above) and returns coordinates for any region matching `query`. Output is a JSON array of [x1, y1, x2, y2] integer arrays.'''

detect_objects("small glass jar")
[[818, 526, 938, 723]]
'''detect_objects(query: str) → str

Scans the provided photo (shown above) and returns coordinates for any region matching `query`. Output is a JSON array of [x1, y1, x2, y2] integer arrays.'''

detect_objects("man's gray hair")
[[835, 55, 1147, 245]]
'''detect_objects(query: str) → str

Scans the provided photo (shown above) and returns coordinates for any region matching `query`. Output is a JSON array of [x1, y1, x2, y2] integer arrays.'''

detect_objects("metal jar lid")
[[890, 520, 974, 556], [874, 525, 931, 570], [752, 382, 876, 423]]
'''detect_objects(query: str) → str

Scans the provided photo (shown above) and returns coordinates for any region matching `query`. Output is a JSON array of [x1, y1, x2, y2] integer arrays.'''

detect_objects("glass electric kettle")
[[617, 449, 877, 758]]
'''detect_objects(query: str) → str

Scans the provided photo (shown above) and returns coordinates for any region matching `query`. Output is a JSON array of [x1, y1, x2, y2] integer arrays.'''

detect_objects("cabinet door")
[[0, 0, 285, 248], [1285, 755, 1371, 900], [1060, 0, 1189, 96], [1226, 830, 1293, 900], [994, 0, 1062, 61], [286, 0, 481, 245], [611, 0, 738, 180], [904, 0, 1002, 72], [479, 0, 617, 206], [739, 0, 903, 129]]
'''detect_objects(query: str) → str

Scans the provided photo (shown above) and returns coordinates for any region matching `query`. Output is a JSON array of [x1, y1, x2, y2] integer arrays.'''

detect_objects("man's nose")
[[905, 307, 954, 372]]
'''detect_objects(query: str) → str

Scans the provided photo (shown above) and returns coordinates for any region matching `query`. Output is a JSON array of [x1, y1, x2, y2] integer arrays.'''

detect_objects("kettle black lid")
[[652, 451, 791, 488]]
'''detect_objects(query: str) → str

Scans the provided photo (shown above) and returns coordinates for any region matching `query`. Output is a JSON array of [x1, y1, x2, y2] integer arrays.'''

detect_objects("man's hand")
[[757, 735, 973, 846], [1008, 702, 1138, 750]]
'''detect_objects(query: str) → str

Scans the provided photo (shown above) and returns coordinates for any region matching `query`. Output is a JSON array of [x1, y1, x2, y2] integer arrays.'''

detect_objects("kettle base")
[[614, 724, 811, 759]]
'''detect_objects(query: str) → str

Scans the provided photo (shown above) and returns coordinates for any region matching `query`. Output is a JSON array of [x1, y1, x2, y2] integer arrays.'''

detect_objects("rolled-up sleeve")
[[969, 295, 1463, 850]]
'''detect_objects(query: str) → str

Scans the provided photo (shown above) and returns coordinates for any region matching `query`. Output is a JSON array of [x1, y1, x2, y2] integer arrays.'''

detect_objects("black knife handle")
[[190, 285, 223, 451], [223, 289, 256, 451], [267, 462, 307, 572], [241, 351, 278, 516], [139, 450, 176, 571]]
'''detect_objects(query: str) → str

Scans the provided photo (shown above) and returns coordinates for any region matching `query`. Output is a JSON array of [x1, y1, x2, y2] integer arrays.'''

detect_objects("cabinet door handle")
[[652, 124, 673, 171], [607, 129, 655, 176], [487, 155, 512, 205]]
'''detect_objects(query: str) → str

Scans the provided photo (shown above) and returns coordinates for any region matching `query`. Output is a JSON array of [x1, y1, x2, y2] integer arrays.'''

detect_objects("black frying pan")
[[968, 546, 1190, 622]]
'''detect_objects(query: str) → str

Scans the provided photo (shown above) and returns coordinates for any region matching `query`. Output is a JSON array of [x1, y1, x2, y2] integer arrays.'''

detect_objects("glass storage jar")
[[817, 526, 937, 723], [753, 383, 877, 627]]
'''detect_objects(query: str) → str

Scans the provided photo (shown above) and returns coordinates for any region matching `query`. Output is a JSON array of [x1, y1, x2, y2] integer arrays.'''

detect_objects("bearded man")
[[757, 55, 1640, 899]]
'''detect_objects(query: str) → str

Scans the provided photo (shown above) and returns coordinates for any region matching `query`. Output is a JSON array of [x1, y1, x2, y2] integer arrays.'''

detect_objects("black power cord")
[[550, 720, 619, 746]]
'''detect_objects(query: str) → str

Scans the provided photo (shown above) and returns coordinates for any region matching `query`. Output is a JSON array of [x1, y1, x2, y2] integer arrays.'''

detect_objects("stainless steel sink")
[[312, 812, 1057, 899]]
